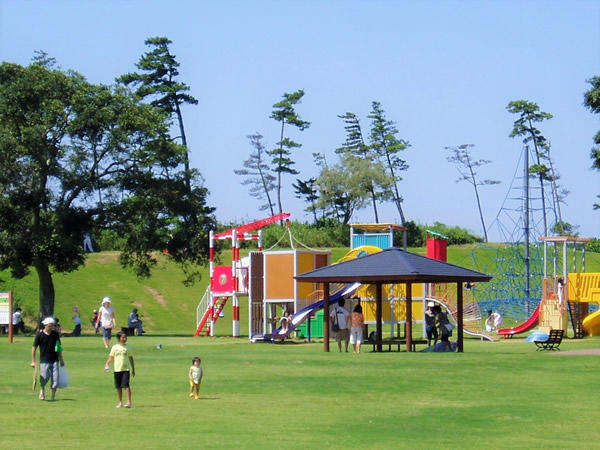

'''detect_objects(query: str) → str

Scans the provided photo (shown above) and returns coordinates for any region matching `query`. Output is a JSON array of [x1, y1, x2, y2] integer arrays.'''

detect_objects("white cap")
[[102, 296, 111, 304], [427, 301, 435, 307], [42, 317, 56, 325]]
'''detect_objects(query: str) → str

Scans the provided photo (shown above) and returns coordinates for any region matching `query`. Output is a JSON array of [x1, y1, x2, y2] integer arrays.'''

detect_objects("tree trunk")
[[174, 100, 192, 196], [35, 262, 55, 320], [527, 119, 547, 236], [370, 188, 379, 223], [469, 164, 488, 242]]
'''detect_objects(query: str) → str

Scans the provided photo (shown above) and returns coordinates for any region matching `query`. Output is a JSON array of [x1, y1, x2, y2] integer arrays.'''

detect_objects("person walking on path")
[[99, 297, 116, 349], [31, 317, 65, 401], [330, 298, 351, 352], [104, 331, 135, 408]]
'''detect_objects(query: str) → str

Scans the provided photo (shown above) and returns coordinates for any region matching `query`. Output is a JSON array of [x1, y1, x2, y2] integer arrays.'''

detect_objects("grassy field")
[[3, 334, 600, 448], [2, 245, 599, 336]]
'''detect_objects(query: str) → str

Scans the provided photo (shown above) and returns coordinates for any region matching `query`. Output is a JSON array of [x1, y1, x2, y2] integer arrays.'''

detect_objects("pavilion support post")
[[376, 283, 382, 352], [406, 283, 412, 352], [457, 282, 463, 353], [323, 283, 330, 352]]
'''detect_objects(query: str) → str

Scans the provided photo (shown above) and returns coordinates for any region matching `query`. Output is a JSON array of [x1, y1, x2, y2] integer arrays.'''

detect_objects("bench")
[[371, 339, 428, 352], [534, 329, 564, 351]]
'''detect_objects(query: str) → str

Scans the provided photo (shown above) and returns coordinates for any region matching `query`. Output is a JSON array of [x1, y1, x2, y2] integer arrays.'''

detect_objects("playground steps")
[[194, 296, 229, 337], [567, 301, 587, 339]]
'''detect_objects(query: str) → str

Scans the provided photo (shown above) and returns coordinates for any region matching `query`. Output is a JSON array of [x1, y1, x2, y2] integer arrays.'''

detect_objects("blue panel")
[[352, 234, 391, 250]]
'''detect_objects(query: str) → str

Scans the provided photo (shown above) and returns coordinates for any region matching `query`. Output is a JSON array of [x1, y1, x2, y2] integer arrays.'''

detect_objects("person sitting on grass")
[[127, 308, 144, 335]]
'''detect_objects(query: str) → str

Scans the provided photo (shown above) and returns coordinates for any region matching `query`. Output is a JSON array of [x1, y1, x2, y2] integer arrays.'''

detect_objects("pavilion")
[[295, 248, 492, 352]]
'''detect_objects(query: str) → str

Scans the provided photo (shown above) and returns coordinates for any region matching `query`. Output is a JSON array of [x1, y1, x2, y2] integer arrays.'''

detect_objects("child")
[[104, 331, 135, 408], [188, 357, 203, 399]]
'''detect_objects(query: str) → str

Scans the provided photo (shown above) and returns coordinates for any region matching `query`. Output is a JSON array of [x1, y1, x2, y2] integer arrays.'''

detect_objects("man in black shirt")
[[31, 317, 65, 401]]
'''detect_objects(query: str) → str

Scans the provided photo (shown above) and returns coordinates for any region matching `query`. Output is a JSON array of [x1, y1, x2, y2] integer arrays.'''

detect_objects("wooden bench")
[[534, 329, 564, 351], [371, 339, 428, 352]]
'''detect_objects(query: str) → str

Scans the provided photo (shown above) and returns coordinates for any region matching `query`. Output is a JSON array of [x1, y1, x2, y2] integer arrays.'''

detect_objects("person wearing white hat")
[[99, 297, 116, 349], [31, 317, 65, 401], [425, 301, 438, 347]]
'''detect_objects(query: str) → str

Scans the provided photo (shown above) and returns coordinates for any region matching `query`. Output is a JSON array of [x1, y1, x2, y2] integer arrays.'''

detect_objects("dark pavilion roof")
[[295, 247, 492, 284]]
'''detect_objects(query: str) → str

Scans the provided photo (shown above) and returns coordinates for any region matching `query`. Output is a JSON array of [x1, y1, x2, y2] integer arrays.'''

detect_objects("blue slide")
[[258, 282, 360, 342]]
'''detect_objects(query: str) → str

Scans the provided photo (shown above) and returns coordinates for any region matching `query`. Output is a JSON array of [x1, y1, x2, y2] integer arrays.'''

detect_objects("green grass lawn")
[[2, 246, 599, 337], [3, 334, 600, 448]]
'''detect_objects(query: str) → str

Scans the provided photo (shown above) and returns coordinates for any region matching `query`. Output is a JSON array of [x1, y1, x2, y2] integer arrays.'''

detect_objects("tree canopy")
[[0, 58, 214, 318]]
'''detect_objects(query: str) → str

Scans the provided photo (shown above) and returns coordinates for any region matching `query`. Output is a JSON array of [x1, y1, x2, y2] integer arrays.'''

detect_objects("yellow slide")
[[583, 310, 600, 337]]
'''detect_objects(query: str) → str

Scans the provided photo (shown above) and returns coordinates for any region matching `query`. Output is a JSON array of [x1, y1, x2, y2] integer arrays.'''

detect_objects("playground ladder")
[[567, 301, 586, 339], [194, 288, 229, 337]]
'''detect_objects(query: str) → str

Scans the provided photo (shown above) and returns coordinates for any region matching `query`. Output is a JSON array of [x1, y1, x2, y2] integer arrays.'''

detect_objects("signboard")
[[0, 292, 9, 325]]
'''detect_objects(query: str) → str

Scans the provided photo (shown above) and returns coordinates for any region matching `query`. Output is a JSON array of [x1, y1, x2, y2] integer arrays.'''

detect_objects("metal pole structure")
[[323, 283, 330, 352], [209, 231, 215, 337], [232, 230, 239, 337], [8, 290, 13, 344], [376, 283, 383, 352], [524, 145, 531, 314], [457, 282, 464, 353], [405, 283, 412, 352]]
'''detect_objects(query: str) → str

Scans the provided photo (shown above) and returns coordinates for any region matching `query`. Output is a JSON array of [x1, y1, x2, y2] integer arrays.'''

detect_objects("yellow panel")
[[297, 252, 314, 275], [567, 273, 600, 302], [356, 283, 425, 300], [362, 300, 424, 322], [265, 253, 294, 299]]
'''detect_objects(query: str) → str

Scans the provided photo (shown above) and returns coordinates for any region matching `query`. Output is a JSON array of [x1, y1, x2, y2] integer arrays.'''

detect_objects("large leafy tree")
[[313, 153, 368, 225], [268, 90, 310, 218], [368, 101, 410, 227], [234, 133, 276, 215], [0, 59, 213, 318], [583, 76, 600, 209], [445, 144, 500, 242], [337, 112, 393, 223], [507, 100, 557, 234], [118, 36, 198, 195]]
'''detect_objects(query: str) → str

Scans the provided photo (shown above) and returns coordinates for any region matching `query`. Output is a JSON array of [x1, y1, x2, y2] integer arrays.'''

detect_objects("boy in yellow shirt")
[[104, 331, 135, 408]]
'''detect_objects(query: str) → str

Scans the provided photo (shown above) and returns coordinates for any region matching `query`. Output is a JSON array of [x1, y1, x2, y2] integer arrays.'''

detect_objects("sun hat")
[[102, 296, 111, 304], [427, 301, 435, 307], [42, 317, 56, 325]]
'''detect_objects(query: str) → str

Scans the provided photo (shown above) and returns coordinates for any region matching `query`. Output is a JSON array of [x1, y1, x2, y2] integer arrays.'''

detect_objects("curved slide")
[[256, 282, 361, 342], [426, 297, 496, 341], [582, 310, 600, 337], [497, 304, 540, 337]]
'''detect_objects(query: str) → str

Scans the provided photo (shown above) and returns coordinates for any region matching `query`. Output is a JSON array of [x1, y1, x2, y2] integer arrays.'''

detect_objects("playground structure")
[[497, 236, 600, 338], [195, 218, 498, 342], [194, 212, 291, 337]]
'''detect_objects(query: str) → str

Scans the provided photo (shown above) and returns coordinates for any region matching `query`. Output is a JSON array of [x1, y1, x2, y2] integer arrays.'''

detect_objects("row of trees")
[[0, 38, 215, 317], [236, 93, 587, 242], [236, 96, 411, 232]]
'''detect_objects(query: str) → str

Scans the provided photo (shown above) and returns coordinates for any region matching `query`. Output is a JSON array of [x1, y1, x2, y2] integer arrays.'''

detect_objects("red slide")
[[497, 303, 540, 337]]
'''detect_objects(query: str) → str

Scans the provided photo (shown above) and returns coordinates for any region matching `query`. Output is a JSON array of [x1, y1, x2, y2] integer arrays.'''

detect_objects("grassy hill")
[[2, 244, 599, 335]]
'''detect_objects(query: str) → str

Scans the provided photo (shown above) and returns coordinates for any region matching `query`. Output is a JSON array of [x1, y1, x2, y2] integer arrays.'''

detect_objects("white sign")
[[0, 292, 9, 325]]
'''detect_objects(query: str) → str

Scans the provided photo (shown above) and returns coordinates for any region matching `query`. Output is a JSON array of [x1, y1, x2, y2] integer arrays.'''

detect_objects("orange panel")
[[265, 253, 294, 299], [315, 253, 329, 268]]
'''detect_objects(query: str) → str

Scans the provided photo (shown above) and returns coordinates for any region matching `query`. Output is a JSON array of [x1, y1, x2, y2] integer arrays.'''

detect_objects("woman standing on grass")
[[99, 297, 116, 349], [349, 302, 364, 354]]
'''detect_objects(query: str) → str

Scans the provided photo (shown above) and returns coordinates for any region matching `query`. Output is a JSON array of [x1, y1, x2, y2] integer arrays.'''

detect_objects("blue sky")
[[1, 0, 599, 241]]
